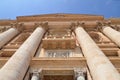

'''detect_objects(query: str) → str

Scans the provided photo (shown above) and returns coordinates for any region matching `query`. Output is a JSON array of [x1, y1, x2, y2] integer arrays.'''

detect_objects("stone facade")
[[0, 14, 120, 80]]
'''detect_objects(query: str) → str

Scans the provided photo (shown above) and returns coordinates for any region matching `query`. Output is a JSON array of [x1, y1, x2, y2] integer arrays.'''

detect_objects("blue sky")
[[0, 0, 120, 19]]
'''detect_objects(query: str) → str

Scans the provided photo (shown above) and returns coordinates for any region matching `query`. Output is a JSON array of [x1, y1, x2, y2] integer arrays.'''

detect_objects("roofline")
[[17, 13, 104, 18]]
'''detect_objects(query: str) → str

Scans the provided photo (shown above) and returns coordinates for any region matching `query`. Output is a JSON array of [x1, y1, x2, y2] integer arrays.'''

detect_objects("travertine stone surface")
[[0, 27, 45, 80], [0, 28, 19, 48], [75, 27, 120, 80], [103, 26, 120, 47]]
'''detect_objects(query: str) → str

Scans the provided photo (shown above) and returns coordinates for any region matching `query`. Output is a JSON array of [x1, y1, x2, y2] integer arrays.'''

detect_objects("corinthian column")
[[102, 26, 120, 47], [75, 26, 120, 80], [0, 26, 45, 80], [0, 27, 19, 48]]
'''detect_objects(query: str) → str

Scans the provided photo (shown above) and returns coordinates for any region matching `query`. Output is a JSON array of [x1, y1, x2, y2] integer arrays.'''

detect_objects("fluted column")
[[103, 26, 120, 47], [0, 27, 45, 80], [0, 28, 19, 48], [75, 26, 120, 80]]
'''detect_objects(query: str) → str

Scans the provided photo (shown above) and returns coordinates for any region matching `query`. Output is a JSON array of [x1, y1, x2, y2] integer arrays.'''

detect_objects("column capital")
[[116, 25, 120, 31], [96, 21, 120, 32], [34, 22, 49, 31], [70, 21, 85, 31], [96, 21, 112, 32], [31, 69, 42, 80], [0, 26, 7, 32], [10, 23, 24, 32], [74, 68, 86, 79], [104, 21, 111, 26], [32, 71, 40, 77]]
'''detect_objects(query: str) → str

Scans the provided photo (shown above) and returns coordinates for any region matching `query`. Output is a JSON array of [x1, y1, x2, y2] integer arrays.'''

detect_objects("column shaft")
[[31, 74, 39, 80], [0, 28, 19, 48], [31, 75, 39, 80], [75, 27, 120, 80], [0, 27, 45, 80], [31, 76, 39, 80], [103, 26, 120, 47], [77, 76, 85, 80]]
